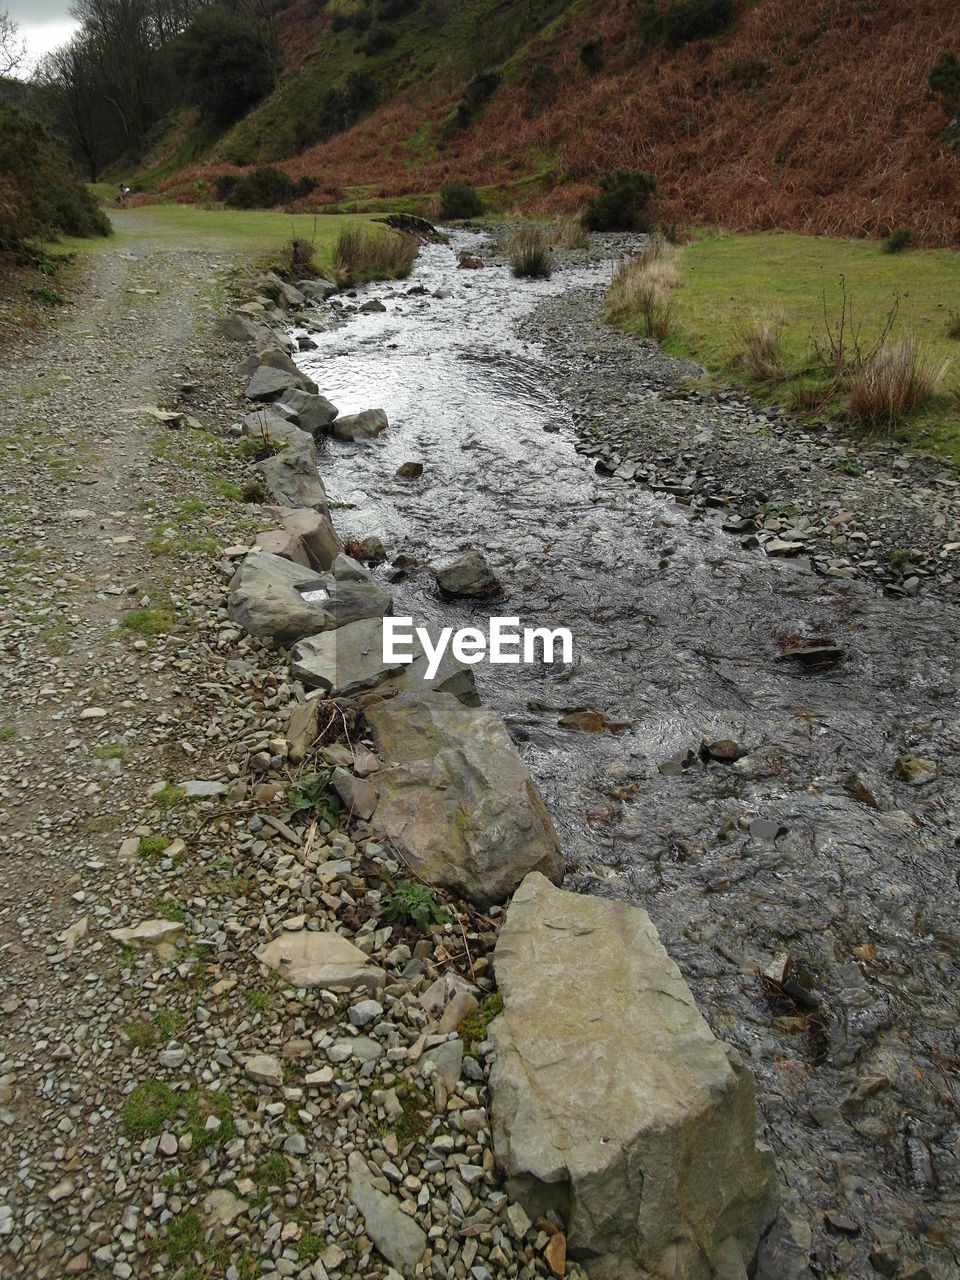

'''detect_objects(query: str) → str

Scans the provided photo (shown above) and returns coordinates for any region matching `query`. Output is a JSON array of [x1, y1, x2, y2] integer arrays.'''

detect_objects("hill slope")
[[155, 0, 960, 245]]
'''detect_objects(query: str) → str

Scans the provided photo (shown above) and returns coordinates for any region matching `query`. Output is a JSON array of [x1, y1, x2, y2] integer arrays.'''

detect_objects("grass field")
[[50, 204, 381, 276], [648, 232, 960, 461]]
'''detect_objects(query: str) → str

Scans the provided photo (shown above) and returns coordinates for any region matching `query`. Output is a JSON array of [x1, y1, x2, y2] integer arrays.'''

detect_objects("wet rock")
[[330, 409, 388, 442], [777, 644, 844, 668], [291, 616, 478, 704], [700, 738, 746, 763], [750, 818, 785, 842], [366, 692, 563, 908], [348, 1151, 428, 1274], [228, 550, 391, 644], [359, 298, 386, 313], [435, 549, 502, 599], [765, 538, 806, 557], [278, 388, 339, 435], [893, 754, 937, 786], [489, 873, 778, 1280], [558, 709, 606, 732], [396, 461, 423, 480], [220, 312, 276, 346], [258, 929, 385, 993]]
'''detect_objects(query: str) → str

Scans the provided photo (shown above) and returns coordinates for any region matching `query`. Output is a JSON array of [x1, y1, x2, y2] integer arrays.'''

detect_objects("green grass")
[[122, 1080, 176, 1138], [650, 231, 960, 460], [49, 206, 381, 276]]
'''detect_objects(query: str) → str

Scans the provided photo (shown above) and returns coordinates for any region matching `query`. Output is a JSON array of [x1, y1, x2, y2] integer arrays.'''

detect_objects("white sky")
[[15, 19, 80, 71]]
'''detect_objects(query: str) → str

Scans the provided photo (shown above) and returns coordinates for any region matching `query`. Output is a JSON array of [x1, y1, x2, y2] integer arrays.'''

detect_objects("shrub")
[[739, 315, 785, 384], [582, 169, 657, 232], [508, 225, 552, 278], [528, 62, 559, 114], [357, 24, 396, 54], [929, 51, 960, 117], [332, 225, 418, 285], [217, 167, 316, 209], [604, 239, 678, 341], [882, 228, 913, 254], [580, 39, 604, 73], [378, 0, 418, 17], [0, 104, 110, 249], [847, 336, 947, 430], [283, 236, 318, 278], [451, 69, 500, 131], [439, 182, 484, 220], [947, 309, 960, 339], [640, 0, 735, 49]]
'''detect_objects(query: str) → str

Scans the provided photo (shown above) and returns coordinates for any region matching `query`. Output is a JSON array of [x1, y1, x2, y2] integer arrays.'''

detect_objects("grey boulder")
[[255, 505, 342, 571], [228, 550, 391, 644], [489, 872, 778, 1280], [330, 408, 388, 441], [290, 616, 478, 704], [244, 364, 318, 402], [435, 549, 501, 599], [256, 438, 329, 513], [365, 692, 562, 908], [279, 388, 339, 435]]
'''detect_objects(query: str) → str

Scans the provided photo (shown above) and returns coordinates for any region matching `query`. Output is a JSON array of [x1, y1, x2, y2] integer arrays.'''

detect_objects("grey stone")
[[244, 364, 318, 402], [244, 1054, 284, 1087], [435, 549, 501, 599], [109, 919, 183, 950], [348, 1152, 427, 1275], [258, 929, 385, 993], [290, 617, 478, 704], [488, 873, 778, 1280], [422, 1039, 463, 1088], [257, 505, 342, 571], [331, 767, 378, 821], [348, 1000, 384, 1028], [366, 692, 562, 908], [256, 438, 329, 513], [227, 550, 391, 645], [279, 388, 339, 435], [330, 409, 388, 441]]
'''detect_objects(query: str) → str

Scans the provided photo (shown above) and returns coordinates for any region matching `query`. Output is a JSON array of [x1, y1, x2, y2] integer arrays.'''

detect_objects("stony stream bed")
[[292, 233, 960, 1280]]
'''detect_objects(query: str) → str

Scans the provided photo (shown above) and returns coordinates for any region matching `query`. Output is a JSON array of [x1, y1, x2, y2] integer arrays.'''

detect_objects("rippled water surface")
[[294, 233, 960, 1276]]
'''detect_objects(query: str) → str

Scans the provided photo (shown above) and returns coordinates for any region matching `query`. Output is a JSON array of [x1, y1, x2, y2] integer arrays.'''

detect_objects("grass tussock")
[[846, 336, 948, 430], [332, 226, 418, 287], [603, 237, 678, 341], [508, 225, 552, 278], [552, 217, 590, 250], [739, 314, 786, 385]]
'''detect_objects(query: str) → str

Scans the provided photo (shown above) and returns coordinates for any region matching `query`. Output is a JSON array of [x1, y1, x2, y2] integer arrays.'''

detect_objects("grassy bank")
[[613, 231, 960, 462], [51, 205, 383, 277]]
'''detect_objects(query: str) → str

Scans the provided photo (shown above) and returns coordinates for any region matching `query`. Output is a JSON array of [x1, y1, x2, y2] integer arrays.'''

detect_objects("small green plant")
[[882, 228, 913, 254], [286, 772, 341, 825], [382, 880, 450, 932], [0, 725, 14, 742], [119, 607, 173, 637], [123, 1019, 158, 1049], [459, 993, 503, 1047], [739, 314, 785, 384], [255, 1151, 289, 1188], [122, 1080, 176, 1138], [151, 783, 186, 809], [297, 1232, 324, 1263], [163, 1210, 203, 1264], [582, 170, 657, 232], [153, 1008, 186, 1038], [947, 309, 960, 339], [92, 742, 124, 760], [508, 226, 552, 279], [283, 234, 318, 279], [439, 182, 484, 220], [138, 835, 168, 859], [332, 225, 418, 286], [212, 477, 244, 502]]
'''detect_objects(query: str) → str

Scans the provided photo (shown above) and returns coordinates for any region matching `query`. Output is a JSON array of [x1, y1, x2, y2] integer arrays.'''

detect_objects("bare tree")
[[0, 10, 26, 77], [36, 34, 109, 181]]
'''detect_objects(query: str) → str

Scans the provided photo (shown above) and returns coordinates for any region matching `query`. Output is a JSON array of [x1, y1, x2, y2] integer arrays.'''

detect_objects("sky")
[[5, 0, 78, 75]]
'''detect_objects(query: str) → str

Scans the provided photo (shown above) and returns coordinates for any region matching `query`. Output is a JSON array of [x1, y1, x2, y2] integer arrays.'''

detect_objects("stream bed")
[[292, 232, 960, 1279]]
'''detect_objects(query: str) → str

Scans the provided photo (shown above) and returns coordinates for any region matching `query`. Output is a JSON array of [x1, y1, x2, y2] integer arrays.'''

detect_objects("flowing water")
[[292, 232, 960, 1277]]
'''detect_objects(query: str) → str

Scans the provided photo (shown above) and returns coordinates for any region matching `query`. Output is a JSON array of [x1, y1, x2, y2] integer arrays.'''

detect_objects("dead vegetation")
[[603, 237, 678, 340]]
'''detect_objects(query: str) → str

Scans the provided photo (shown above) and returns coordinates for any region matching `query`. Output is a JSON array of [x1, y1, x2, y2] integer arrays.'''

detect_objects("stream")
[[292, 232, 960, 1278]]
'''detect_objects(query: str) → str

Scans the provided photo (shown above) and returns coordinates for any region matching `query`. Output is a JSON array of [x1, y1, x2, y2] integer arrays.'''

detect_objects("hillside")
[[149, 0, 960, 244]]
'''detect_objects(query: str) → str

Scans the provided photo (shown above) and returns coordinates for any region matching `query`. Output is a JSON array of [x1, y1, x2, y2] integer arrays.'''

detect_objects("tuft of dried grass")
[[604, 238, 679, 341], [552, 216, 590, 250], [847, 336, 948, 430], [508, 225, 552, 278], [332, 226, 418, 286], [739, 314, 786, 384]]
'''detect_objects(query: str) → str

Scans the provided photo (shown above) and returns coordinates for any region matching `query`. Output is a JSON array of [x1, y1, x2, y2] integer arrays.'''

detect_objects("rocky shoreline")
[[214, 268, 779, 1280]]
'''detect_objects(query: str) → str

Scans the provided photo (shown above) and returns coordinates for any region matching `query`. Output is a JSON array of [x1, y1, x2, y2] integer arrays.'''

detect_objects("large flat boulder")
[[259, 929, 384, 993], [364, 692, 562, 908], [256, 437, 329, 513], [290, 617, 478, 704], [245, 363, 318, 402], [488, 873, 778, 1280], [228, 550, 392, 645]]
